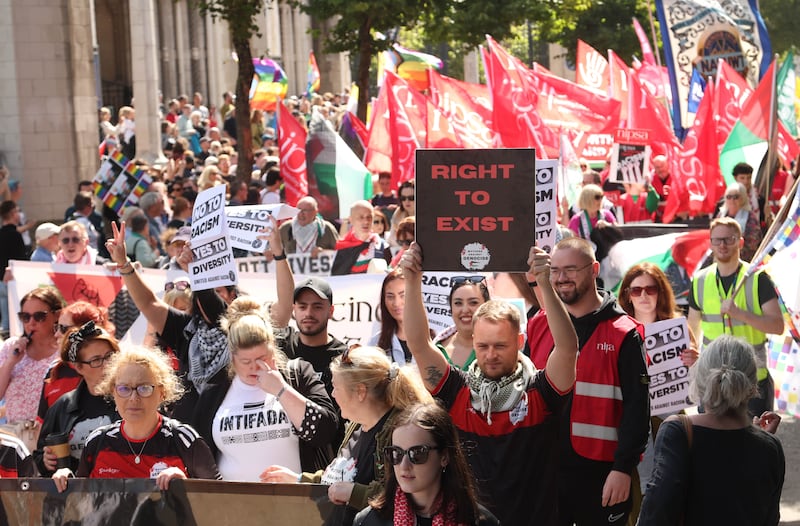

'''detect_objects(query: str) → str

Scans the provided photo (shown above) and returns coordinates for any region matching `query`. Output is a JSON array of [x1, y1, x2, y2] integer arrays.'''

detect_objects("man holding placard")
[[688, 217, 784, 416]]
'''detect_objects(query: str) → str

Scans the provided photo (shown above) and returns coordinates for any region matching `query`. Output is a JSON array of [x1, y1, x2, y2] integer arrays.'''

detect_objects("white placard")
[[535, 160, 558, 253], [225, 204, 299, 252], [645, 317, 692, 416], [189, 186, 236, 290]]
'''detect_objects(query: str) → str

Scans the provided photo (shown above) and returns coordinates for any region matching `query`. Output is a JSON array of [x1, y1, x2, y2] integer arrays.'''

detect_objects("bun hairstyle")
[[690, 335, 758, 415], [221, 297, 287, 374]]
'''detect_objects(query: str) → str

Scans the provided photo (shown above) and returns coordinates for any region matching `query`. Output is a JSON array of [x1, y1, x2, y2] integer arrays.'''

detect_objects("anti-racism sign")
[[535, 160, 558, 253], [93, 150, 152, 214], [225, 204, 298, 252], [416, 148, 536, 271], [608, 129, 651, 185], [189, 186, 237, 290], [645, 317, 693, 416]]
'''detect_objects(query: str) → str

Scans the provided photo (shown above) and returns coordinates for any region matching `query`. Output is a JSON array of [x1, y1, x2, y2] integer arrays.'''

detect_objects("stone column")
[[157, 0, 177, 99], [173, 0, 191, 94], [188, 7, 207, 97], [129, 0, 164, 164]]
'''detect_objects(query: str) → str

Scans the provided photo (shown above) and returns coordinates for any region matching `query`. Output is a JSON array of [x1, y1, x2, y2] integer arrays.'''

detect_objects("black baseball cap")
[[293, 277, 333, 303]]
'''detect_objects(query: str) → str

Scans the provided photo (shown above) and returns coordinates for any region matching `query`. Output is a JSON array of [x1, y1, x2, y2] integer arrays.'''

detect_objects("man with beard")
[[527, 237, 649, 526], [275, 276, 346, 403], [688, 217, 783, 416]]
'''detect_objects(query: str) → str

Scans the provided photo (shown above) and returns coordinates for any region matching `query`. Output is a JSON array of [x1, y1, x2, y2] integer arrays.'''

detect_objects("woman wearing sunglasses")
[[52, 345, 220, 492], [0, 286, 65, 451], [33, 321, 120, 476], [354, 402, 499, 526], [55, 221, 99, 265], [390, 217, 415, 269], [191, 296, 339, 483], [263, 346, 432, 525], [567, 184, 616, 241], [715, 182, 761, 262], [36, 301, 115, 426], [432, 275, 490, 370], [618, 262, 698, 522], [389, 180, 416, 248]]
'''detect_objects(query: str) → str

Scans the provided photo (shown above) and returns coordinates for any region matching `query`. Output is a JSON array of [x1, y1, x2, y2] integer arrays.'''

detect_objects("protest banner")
[[189, 186, 237, 291], [416, 148, 536, 271], [645, 317, 692, 416], [92, 150, 152, 214], [225, 204, 298, 252], [236, 252, 335, 276], [9, 262, 383, 347], [0, 479, 335, 525], [535, 160, 558, 253], [608, 129, 651, 185]]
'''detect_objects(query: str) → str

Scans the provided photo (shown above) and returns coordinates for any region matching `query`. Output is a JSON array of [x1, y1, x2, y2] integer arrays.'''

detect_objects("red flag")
[[715, 60, 751, 152], [364, 83, 393, 176], [632, 18, 657, 66], [608, 51, 631, 123], [778, 121, 800, 168], [671, 230, 711, 278], [384, 71, 424, 184], [576, 39, 609, 93], [484, 36, 559, 157], [529, 63, 621, 135], [628, 71, 677, 146], [277, 103, 308, 206], [428, 70, 494, 148]]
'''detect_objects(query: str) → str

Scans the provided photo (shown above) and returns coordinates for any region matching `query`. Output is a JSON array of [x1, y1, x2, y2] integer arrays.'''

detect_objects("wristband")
[[273, 252, 287, 261], [118, 260, 135, 275], [276, 386, 286, 400]]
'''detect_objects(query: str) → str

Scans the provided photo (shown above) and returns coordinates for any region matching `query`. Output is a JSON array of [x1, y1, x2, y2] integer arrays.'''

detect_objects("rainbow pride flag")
[[307, 51, 321, 96], [250, 58, 288, 112], [379, 43, 443, 91]]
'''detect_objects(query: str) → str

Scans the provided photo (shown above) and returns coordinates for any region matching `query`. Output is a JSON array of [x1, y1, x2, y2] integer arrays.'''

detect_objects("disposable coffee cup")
[[44, 432, 71, 469]]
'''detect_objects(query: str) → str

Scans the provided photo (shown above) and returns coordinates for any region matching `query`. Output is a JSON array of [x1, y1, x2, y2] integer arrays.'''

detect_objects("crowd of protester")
[[0, 87, 792, 525]]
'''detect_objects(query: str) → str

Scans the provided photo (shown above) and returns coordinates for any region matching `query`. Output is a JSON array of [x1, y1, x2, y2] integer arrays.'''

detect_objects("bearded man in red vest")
[[528, 237, 649, 526]]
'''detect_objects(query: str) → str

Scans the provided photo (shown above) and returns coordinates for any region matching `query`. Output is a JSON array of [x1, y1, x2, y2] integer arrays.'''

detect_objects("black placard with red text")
[[415, 148, 536, 271]]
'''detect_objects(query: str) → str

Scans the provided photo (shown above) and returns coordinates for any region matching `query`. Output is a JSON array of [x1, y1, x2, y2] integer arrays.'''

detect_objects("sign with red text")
[[608, 129, 651, 185], [645, 317, 692, 416], [416, 148, 536, 271]]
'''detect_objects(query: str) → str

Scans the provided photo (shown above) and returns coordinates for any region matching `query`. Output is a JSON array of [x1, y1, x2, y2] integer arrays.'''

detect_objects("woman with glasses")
[[33, 321, 120, 476], [389, 180, 416, 248], [432, 275, 490, 370], [716, 182, 761, 262], [191, 296, 339, 482], [568, 183, 616, 242], [618, 262, 698, 522], [353, 402, 499, 526], [52, 345, 221, 492], [55, 221, 98, 265], [36, 301, 115, 433], [0, 286, 65, 451], [263, 346, 432, 526], [372, 209, 389, 239]]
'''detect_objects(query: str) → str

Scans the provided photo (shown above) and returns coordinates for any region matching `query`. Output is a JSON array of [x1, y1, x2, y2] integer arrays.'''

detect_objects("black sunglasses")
[[383, 445, 442, 465], [18, 310, 52, 323], [400, 195, 415, 202], [165, 281, 190, 292], [398, 239, 413, 248], [450, 276, 486, 288]]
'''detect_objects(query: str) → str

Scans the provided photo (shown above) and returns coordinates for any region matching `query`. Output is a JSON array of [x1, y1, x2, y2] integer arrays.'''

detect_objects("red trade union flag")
[[633, 18, 657, 66], [364, 83, 393, 176], [628, 71, 677, 147], [576, 39, 609, 93], [428, 70, 494, 148], [530, 63, 620, 135], [715, 60, 751, 151], [608, 51, 631, 122], [277, 103, 308, 206], [384, 71, 423, 184], [485, 36, 559, 157]]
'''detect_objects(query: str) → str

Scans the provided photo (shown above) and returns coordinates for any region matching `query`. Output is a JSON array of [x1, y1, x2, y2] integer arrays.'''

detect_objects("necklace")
[[125, 436, 150, 464]]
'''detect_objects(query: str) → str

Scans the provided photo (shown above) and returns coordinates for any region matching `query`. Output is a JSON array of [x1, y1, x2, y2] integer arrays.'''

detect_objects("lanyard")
[[716, 264, 741, 333]]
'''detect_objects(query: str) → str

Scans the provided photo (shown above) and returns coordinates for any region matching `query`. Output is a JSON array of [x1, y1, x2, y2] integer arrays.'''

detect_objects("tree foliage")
[[191, 0, 265, 184], [758, 0, 800, 56]]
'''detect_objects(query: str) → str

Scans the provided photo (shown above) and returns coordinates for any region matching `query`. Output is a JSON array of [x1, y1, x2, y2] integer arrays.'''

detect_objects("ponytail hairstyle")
[[330, 346, 432, 410], [221, 297, 287, 376], [690, 335, 758, 415], [370, 402, 480, 524]]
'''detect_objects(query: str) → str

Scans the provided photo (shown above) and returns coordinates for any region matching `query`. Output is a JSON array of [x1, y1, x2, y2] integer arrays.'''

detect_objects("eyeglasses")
[[59, 237, 82, 245], [55, 323, 73, 334], [710, 235, 739, 246], [18, 311, 51, 323], [400, 195, 415, 202], [165, 281, 190, 292], [450, 275, 486, 288], [115, 384, 156, 398], [628, 285, 658, 297], [77, 351, 116, 369], [550, 262, 594, 279], [383, 445, 442, 465], [398, 239, 413, 248], [725, 194, 740, 200]]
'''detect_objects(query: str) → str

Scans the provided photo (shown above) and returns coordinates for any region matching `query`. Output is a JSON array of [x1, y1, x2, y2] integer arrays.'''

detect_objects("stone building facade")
[[0, 0, 350, 220]]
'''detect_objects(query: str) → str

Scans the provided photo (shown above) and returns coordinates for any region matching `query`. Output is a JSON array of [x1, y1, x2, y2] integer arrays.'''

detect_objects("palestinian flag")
[[306, 109, 372, 222]]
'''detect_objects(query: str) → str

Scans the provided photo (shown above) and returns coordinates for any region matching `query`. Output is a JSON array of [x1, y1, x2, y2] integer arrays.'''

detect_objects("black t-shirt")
[[688, 267, 777, 311], [274, 325, 345, 399], [0, 223, 25, 271]]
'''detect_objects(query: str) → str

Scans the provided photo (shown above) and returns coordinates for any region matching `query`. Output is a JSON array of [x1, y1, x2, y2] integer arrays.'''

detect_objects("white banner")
[[189, 186, 236, 290], [235, 252, 335, 277], [225, 204, 298, 252], [645, 317, 692, 416]]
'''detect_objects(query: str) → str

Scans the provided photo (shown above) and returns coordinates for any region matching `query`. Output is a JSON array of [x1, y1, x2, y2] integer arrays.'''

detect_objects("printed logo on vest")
[[596, 342, 615, 353]]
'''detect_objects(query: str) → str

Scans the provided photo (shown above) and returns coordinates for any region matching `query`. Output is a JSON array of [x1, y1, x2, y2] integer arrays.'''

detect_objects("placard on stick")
[[416, 149, 536, 271], [608, 129, 651, 185]]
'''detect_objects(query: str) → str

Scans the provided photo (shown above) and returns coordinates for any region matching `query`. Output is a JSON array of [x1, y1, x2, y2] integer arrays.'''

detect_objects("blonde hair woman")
[[190, 297, 339, 482]]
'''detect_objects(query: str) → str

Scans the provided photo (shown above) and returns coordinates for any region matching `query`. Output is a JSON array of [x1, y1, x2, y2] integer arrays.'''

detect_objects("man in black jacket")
[[0, 200, 25, 335]]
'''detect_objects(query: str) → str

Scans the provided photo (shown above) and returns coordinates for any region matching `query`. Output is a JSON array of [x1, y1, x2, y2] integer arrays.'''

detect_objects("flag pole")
[[646, 0, 663, 70], [760, 55, 779, 227]]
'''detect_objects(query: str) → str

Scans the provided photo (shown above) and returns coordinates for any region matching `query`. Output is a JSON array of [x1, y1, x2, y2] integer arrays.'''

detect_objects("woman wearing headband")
[[191, 297, 339, 482], [33, 321, 120, 476], [262, 345, 432, 525]]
